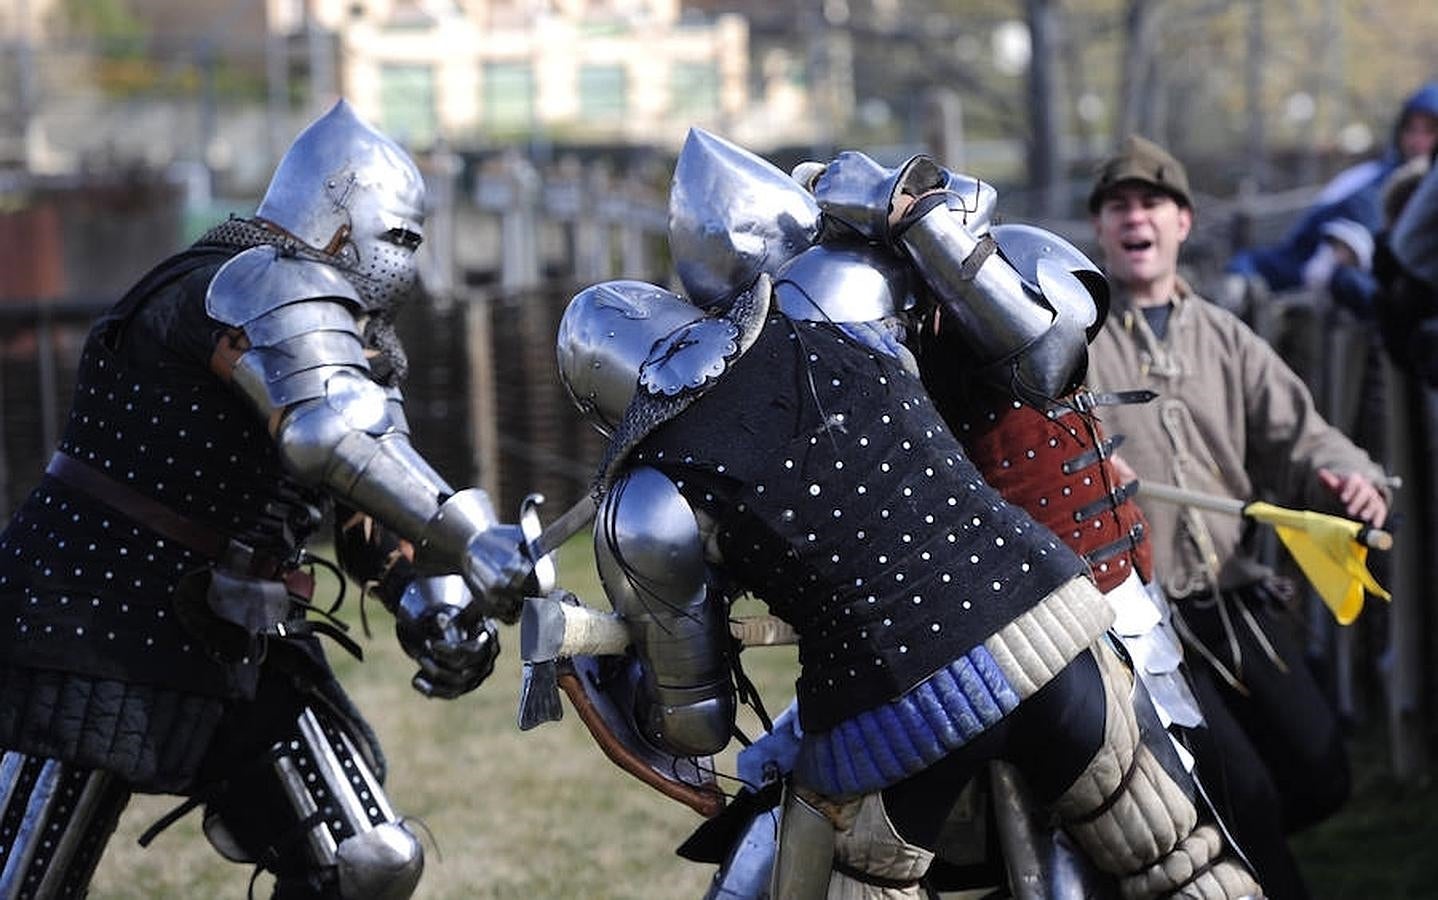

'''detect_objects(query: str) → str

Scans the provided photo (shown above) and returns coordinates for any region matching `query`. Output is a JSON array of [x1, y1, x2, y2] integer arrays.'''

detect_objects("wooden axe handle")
[[556, 670, 726, 819]]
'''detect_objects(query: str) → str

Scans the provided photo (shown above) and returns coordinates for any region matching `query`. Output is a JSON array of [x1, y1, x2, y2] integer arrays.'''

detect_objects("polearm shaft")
[[525, 593, 795, 661], [1135, 481, 1393, 551], [1136, 480, 1245, 516]]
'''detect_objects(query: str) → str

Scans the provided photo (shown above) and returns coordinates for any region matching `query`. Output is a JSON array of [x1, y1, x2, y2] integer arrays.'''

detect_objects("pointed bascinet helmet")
[[256, 99, 427, 314], [668, 128, 819, 312]]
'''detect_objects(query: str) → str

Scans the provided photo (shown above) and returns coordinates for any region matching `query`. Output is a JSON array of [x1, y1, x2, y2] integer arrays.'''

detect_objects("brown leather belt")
[[44, 451, 308, 594]]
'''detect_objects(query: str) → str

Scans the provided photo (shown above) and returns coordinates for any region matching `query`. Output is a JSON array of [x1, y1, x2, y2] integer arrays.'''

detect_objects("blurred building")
[[2, 1, 835, 183], [305, 0, 760, 150]]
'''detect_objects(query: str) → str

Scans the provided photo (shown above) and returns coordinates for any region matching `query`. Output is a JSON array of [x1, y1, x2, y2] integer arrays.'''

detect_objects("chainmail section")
[[596, 276, 772, 494], [362, 309, 408, 385], [194, 217, 408, 385], [196, 215, 316, 258]]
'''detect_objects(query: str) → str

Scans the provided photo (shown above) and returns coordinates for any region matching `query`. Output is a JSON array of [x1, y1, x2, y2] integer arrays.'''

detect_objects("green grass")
[[1291, 730, 1438, 899], [88, 535, 1437, 897], [90, 535, 799, 898]]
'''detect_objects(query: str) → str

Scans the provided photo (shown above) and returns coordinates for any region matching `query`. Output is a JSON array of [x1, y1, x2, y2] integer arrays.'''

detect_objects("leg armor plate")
[[770, 786, 837, 900], [701, 802, 779, 900], [0, 752, 131, 899], [205, 705, 423, 900]]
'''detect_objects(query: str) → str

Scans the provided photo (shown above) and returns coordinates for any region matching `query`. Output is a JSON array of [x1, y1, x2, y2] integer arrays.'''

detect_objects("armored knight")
[[554, 133, 1261, 900], [0, 101, 528, 898]]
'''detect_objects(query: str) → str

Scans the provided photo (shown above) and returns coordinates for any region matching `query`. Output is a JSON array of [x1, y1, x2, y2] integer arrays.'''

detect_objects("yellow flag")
[[1244, 502, 1392, 625]]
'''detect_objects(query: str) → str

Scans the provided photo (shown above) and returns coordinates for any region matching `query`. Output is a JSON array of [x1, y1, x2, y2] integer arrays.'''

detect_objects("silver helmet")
[[668, 128, 819, 311], [257, 99, 427, 314], [557, 280, 704, 436]]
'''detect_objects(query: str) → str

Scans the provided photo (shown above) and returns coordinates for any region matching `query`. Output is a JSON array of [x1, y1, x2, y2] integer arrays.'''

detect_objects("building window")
[[380, 64, 437, 148], [670, 62, 719, 118], [484, 62, 535, 131], [578, 64, 627, 121]]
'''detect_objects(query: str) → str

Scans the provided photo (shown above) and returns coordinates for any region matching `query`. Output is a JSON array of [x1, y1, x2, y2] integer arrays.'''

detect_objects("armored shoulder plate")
[[596, 465, 734, 757], [206, 245, 363, 327], [773, 244, 915, 324], [557, 280, 705, 436], [596, 466, 707, 614]]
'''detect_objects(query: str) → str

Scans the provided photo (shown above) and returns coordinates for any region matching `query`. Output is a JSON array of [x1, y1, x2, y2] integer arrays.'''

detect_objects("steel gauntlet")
[[415, 488, 528, 623], [395, 575, 501, 699]]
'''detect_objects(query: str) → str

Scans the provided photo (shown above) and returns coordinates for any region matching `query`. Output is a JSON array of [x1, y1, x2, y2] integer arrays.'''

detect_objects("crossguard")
[[519, 492, 557, 595]]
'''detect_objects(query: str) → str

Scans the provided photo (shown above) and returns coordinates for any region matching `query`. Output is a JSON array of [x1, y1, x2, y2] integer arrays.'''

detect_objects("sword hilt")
[[519, 493, 557, 596]]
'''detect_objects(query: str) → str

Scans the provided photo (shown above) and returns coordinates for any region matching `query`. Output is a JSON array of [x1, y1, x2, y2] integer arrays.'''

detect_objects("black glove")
[[395, 575, 501, 699]]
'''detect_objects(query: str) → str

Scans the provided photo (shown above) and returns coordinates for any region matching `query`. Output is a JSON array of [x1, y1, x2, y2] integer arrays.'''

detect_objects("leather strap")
[[1062, 433, 1124, 474], [1073, 479, 1140, 523], [47, 452, 230, 559], [1059, 388, 1158, 414], [957, 233, 999, 282], [1083, 522, 1146, 566]]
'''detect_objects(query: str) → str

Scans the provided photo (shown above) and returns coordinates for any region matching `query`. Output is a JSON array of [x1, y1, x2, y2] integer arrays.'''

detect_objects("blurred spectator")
[[1329, 156, 1431, 319], [1373, 154, 1438, 382], [1229, 81, 1438, 294]]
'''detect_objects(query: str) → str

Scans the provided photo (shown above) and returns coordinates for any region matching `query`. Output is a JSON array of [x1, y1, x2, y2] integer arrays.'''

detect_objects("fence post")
[[463, 290, 499, 498], [1382, 355, 1429, 782], [474, 153, 544, 292], [576, 165, 613, 283]]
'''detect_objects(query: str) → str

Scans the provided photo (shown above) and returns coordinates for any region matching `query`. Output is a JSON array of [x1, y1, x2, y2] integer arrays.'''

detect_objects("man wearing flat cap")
[[1084, 134, 1393, 899]]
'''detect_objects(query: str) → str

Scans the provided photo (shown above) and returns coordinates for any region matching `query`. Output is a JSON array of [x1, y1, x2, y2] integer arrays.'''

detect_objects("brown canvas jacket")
[[1085, 279, 1387, 598]]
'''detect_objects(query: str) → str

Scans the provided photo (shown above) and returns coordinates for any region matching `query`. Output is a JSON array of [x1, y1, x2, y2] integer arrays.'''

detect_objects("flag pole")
[[1135, 481, 1393, 551]]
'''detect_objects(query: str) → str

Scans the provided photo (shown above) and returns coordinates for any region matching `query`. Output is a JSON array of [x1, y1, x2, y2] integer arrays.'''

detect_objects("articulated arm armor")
[[897, 205, 1088, 403], [207, 246, 526, 618], [594, 465, 736, 758], [810, 152, 1106, 407]]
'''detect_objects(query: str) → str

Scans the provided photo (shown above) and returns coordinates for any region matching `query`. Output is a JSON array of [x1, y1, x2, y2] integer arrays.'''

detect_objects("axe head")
[[518, 659, 564, 730], [519, 591, 579, 663]]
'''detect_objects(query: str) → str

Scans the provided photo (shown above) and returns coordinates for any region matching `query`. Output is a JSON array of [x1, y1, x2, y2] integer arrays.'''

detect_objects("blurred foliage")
[[58, 0, 146, 51]]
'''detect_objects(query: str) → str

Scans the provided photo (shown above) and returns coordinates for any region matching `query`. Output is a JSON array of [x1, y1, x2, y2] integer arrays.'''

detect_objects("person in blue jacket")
[[1229, 80, 1438, 294]]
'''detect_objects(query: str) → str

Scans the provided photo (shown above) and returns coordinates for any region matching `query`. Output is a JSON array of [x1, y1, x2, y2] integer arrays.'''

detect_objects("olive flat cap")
[[1088, 134, 1193, 212]]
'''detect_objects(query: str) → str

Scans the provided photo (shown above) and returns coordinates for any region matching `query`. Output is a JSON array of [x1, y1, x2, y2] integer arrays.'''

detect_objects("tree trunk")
[[1115, 0, 1163, 143], [1025, 0, 1065, 218]]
